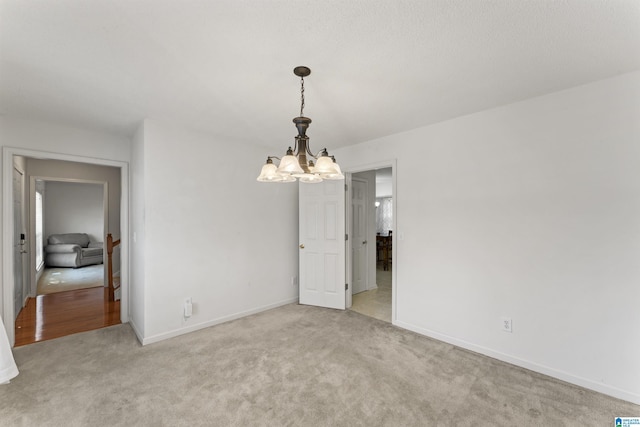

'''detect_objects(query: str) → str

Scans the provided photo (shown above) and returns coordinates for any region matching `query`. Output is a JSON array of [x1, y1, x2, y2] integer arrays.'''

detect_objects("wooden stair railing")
[[107, 233, 121, 301]]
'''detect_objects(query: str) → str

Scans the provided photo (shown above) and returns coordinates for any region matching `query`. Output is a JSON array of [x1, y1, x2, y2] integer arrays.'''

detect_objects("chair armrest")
[[45, 244, 82, 254], [88, 242, 104, 249]]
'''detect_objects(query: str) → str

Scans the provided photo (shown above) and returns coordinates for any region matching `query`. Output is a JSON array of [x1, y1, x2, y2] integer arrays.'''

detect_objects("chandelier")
[[257, 66, 344, 183]]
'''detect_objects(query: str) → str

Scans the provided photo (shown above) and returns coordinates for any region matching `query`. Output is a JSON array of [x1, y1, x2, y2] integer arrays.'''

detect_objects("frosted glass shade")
[[256, 162, 282, 182], [276, 174, 296, 183], [299, 173, 323, 183], [314, 156, 344, 179], [293, 161, 316, 177], [321, 161, 344, 180], [276, 155, 304, 175], [313, 156, 338, 175]]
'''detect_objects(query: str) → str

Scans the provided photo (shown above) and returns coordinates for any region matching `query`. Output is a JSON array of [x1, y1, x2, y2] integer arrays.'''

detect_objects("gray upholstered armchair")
[[45, 233, 104, 268]]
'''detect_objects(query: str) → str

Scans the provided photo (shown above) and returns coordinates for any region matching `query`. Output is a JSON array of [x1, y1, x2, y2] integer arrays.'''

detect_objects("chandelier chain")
[[300, 76, 305, 117]]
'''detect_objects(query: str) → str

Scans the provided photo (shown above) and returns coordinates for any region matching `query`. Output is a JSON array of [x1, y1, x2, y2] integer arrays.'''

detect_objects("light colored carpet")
[[1, 304, 637, 426], [37, 265, 104, 295]]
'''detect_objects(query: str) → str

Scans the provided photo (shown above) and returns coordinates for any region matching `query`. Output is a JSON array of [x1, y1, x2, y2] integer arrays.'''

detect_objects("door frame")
[[2, 146, 130, 346], [29, 176, 109, 296], [345, 159, 397, 324], [12, 165, 27, 317]]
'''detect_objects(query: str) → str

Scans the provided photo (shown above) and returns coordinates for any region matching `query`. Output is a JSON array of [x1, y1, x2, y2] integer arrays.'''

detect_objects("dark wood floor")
[[14, 287, 121, 347]]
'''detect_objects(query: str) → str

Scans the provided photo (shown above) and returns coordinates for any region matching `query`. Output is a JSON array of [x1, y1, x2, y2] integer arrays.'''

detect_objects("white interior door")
[[352, 178, 368, 294], [299, 180, 346, 310], [13, 167, 25, 320]]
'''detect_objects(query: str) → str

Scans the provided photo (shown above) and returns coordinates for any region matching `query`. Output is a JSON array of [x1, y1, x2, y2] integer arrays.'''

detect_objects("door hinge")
[[345, 283, 348, 290], [345, 234, 348, 241], [345, 184, 348, 191]]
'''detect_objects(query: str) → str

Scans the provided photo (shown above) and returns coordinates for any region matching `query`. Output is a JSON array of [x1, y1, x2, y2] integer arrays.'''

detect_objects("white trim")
[[344, 159, 397, 324], [344, 174, 352, 309], [2, 146, 130, 346], [394, 319, 640, 405], [128, 319, 144, 345], [141, 298, 298, 346], [11, 165, 27, 320], [32, 181, 43, 287], [3, 150, 15, 335]]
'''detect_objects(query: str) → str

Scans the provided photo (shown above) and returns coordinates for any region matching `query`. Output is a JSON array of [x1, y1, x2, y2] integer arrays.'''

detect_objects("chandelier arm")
[[310, 149, 327, 158], [306, 144, 316, 159]]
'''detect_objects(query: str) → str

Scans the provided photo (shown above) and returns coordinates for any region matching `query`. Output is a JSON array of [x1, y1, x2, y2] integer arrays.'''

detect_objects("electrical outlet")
[[184, 298, 193, 318], [291, 276, 298, 286], [501, 317, 512, 333]]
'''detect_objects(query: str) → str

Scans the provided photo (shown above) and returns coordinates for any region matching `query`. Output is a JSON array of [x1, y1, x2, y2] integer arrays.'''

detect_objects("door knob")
[[299, 244, 305, 249], [362, 240, 367, 244]]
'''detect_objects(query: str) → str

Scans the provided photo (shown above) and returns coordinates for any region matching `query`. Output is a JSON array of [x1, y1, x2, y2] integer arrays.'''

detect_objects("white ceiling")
[[1, 0, 639, 152]]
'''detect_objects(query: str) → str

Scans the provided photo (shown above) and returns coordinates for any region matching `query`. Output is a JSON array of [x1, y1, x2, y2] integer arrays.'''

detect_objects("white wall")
[[134, 120, 299, 343], [334, 71, 640, 404], [0, 117, 131, 162], [376, 168, 392, 198], [0, 116, 130, 339], [43, 182, 103, 243], [129, 123, 146, 339]]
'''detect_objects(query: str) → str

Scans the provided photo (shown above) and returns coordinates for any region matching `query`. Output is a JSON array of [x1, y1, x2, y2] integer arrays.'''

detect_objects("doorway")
[[2, 148, 129, 347], [34, 179, 107, 296], [348, 165, 394, 323], [16, 168, 116, 346]]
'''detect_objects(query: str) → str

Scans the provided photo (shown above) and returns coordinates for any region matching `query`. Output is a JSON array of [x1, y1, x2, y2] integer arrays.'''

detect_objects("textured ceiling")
[[1, 0, 639, 152]]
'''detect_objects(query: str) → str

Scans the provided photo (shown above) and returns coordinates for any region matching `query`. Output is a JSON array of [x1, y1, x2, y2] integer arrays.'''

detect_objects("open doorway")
[[348, 167, 393, 323], [34, 180, 107, 296], [6, 154, 125, 346]]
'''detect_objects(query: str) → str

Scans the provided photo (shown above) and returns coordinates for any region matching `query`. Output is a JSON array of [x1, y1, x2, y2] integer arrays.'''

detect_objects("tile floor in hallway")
[[350, 266, 392, 322]]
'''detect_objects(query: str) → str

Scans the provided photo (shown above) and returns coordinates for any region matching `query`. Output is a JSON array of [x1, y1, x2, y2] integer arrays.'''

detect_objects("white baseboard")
[[141, 297, 298, 346], [393, 319, 640, 406], [128, 319, 144, 345]]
